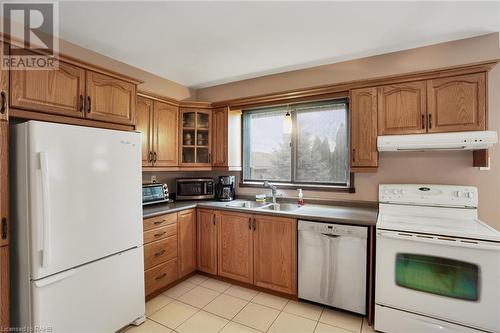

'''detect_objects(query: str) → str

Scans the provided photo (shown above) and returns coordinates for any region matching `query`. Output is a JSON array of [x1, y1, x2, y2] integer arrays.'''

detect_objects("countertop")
[[143, 199, 378, 226]]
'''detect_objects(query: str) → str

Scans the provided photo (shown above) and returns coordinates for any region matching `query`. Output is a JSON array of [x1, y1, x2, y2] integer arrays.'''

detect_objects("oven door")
[[376, 230, 500, 332]]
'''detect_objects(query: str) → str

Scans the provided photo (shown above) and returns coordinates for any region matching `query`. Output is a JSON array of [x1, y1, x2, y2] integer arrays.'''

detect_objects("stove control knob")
[[454, 191, 462, 197], [465, 191, 475, 199], [392, 189, 400, 195]]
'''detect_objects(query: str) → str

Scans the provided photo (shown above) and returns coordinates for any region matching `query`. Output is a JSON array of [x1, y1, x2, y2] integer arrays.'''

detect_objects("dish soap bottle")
[[297, 189, 304, 206]]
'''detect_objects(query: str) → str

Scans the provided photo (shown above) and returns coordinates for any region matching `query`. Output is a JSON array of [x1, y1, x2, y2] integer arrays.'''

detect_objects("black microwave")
[[176, 178, 215, 200], [142, 183, 169, 205]]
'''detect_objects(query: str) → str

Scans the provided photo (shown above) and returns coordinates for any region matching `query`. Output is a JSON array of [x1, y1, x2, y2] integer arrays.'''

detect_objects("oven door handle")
[[377, 231, 500, 251]]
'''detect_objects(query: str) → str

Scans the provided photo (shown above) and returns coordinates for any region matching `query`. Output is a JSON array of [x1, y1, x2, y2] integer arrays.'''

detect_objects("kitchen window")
[[242, 98, 350, 189]]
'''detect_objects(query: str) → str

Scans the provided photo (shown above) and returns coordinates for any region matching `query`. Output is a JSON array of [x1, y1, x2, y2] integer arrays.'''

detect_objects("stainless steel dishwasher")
[[298, 220, 368, 315]]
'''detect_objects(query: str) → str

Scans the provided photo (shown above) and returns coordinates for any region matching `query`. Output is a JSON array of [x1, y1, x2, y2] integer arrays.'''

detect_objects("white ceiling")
[[51, 1, 500, 88]]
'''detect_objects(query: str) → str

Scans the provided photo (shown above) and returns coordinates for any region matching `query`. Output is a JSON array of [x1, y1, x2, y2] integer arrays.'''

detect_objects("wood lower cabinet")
[[427, 73, 486, 133], [142, 212, 178, 298], [378, 81, 427, 135], [350, 87, 378, 168], [144, 258, 178, 297], [197, 209, 218, 275], [86, 71, 136, 125], [1, 246, 8, 330], [178, 209, 197, 278], [253, 216, 297, 295], [10, 60, 86, 117], [218, 211, 254, 284]]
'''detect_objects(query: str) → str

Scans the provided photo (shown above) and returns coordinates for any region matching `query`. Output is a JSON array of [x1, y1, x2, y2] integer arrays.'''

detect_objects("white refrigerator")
[[10, 121, 145, 332]]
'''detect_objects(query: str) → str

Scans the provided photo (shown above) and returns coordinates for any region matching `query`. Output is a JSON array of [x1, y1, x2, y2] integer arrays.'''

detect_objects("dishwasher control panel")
[[298, 220, 367, 238]]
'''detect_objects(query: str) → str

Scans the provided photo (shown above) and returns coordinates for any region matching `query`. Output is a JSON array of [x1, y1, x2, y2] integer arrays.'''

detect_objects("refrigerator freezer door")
[[24, 121, 142, 280], [31, 247, 145, 333]]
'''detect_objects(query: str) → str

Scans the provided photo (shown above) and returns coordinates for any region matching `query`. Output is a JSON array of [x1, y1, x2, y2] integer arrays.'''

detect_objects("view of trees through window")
[[243, 99, 349, 187]]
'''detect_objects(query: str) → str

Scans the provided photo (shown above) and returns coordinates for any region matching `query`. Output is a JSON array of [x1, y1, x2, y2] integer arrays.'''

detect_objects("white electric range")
[[375, 184, 500, 333]]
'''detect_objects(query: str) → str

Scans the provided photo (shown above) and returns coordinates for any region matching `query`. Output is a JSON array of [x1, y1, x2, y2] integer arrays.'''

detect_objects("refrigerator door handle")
[[34, 269, 76, 288], [39, 151, 52, 268]]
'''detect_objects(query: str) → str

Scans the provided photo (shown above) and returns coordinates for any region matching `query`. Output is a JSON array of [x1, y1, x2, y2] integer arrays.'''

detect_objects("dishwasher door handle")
[[321, 233, 340, 238]]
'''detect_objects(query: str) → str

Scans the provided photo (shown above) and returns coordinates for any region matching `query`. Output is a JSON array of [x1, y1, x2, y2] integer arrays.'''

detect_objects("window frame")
[[241, 98, 354, 192]]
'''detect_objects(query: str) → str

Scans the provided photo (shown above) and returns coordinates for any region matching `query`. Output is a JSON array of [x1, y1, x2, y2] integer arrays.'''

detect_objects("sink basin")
[[226, 201, 271, 209], [259, 203, 301, 212]]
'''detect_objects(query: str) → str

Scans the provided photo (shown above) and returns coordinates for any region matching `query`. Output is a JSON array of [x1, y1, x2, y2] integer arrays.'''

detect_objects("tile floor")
[[125, 274, 376, 333]]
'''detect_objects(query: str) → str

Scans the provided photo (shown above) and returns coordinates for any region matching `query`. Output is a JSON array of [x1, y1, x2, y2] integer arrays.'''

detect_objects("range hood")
[[377, 131, 498, 152]]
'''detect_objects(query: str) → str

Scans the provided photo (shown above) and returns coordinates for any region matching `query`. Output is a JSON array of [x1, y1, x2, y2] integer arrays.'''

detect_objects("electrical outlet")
[[151, 175, 157, 183]]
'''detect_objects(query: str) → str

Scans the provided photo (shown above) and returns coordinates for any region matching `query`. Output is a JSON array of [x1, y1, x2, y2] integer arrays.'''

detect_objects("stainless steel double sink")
[[225, 201, 301, 212]]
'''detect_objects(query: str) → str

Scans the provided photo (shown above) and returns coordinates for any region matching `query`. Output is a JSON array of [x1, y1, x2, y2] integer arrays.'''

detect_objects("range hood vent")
[[377, 131, 498, 152]]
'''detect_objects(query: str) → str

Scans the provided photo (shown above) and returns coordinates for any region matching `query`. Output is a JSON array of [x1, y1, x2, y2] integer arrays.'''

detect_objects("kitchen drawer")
[[144, 236, 177, 270], [143, 223, 177, 244], [145, 258, 178, 296], [143, 212, 177, 231]]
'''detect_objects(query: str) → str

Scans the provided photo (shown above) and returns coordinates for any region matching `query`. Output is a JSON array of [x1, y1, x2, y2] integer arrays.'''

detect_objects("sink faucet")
[[263, 180, 278, 204]]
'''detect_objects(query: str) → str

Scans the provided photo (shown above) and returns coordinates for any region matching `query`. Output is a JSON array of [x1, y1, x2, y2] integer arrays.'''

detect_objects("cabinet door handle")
[[87, 96, 91, 113], [0, 91, 6, 114], [352, 149, 356, 163], [154, 231, 166, 238], [208, 153, 211, 163], [154, 249, 166, 257], [1, 217, 7, 239], [252, 218, 256, 231], [212, 215, 216, 225], [153, 151, 157, 163], [79, 95, 84, 112], [153, 219, 166, 225], [428, 114, 432, 129], [421, 114, 425, 129], [148, 151, 153, 163], [248, 217, 251, 230], [155, 273, 167, 280]]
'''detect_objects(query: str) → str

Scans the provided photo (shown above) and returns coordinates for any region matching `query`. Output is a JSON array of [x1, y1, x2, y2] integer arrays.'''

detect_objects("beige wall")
[[58, 39, 195, 101], [197, 33, 500, 230]]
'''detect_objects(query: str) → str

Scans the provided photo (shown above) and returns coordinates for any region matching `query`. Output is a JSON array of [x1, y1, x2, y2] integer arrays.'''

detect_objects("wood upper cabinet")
[[136, 96, 153, 166], [378, 81, 427, 135], [86, 71, 136, 125], [197, 209, 218, 275], [0, 43, 8, 121], [218, 211, 253, 284], [0, 121, 8, 247], [179, 108, 212, 166], [178, 209, 197, 278], [427, 73, 486, 133], [350, 87, 378, 168], [10, 60, 85, 117], [153, 101, 178, 167], [212, 107, 228, 167], [253, 216, 296, 295]]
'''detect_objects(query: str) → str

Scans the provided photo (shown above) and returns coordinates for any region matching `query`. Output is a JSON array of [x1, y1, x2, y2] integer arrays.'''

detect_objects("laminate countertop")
[[143, 199, 378, 226]]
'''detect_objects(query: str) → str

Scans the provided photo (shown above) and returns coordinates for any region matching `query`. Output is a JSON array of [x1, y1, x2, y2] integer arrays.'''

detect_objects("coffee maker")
[[216, 176, 236, 201]]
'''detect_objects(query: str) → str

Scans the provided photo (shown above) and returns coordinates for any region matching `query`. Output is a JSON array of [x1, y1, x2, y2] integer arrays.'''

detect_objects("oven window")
[[395, 253, 479, 301]]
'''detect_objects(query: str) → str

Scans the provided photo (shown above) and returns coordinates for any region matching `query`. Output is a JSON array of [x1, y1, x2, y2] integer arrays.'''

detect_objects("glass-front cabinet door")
[[180, 108, 211, 166]]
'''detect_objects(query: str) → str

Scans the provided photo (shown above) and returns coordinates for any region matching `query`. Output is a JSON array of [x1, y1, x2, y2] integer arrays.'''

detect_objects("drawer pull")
[[155, 273, 167, 280], [154, 249, 166, 257], [154, 231, 166, 237], [153, 220, 166, 225]]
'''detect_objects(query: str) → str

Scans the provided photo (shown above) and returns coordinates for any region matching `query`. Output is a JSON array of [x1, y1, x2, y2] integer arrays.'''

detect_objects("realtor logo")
[[1, 1, 59, 70]]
